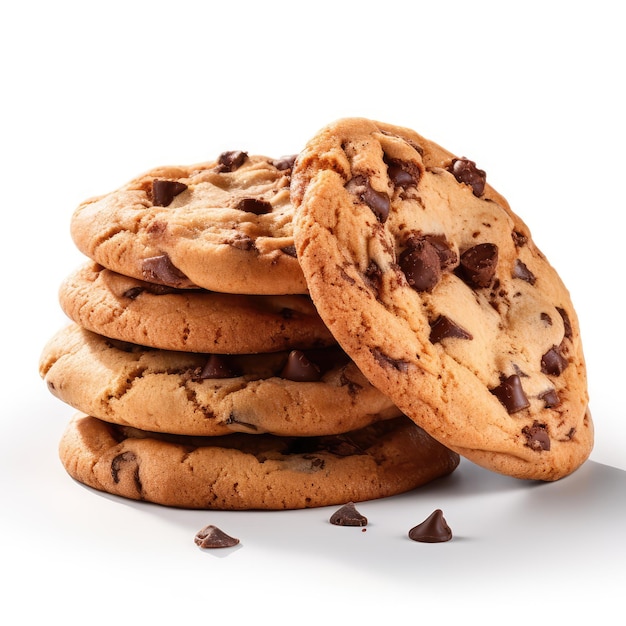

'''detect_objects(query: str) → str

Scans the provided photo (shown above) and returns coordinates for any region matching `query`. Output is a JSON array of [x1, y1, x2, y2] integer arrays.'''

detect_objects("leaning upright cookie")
[[71, 153, 307, 295], [292, 117, 592, 481]]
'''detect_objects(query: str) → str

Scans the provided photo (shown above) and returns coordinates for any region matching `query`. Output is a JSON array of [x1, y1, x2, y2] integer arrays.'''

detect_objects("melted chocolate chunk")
[[541, 346, 569, 376], [384, 156, 420, 188], [399, 238, 442, 292], [272, 154, 297, 171], [458, 243, 498, 288], [198, 354, 240, 379], [141, 254, 190, 287], [523, 422, 551, 452], [123, 283, 179, 299], [408, 509, 452, 543], [152, 179, 188, 207], [429, 315, 473, 344], [345, 175, 390, 222], [110, 451, 141, 493], [194, 525, 240, 549], [216, 150, 248, 173], [490, 374, 530, 413], [513, 259, 536, 284], [448, 157, 486, 196], [235, 197, 273, 215], [280, 350, 322, 382], [329, 502, 368, 527]]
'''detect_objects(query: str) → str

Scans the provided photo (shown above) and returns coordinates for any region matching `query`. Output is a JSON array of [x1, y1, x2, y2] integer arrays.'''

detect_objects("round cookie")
[[70, 152, 307, 295], [58, 262, 334, 353], [292, 117, 592, 481], [58, 413, 460, 510], [40, 324, 402, 437]]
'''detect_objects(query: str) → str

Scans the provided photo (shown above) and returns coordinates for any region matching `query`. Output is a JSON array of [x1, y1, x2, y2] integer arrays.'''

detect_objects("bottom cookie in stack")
[[40, 271, 460, 509]]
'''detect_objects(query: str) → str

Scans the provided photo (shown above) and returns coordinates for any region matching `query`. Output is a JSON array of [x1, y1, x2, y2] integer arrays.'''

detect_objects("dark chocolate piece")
[[557, 307, 573, 339], [541, 346, 569, 376], [194, 525, 240, 549], [513, 259, 536, 284], [272, 155, 297, 171], [198, 354, 240, 379], [384, 156, 420, 188], [459, 243, 498, 288], [152, 179, 188, 207], [280, 350, 322, 382], [110, 451, 141, 493], [235, 197, 273, 215], [408, 509, 452, 543], [329, 502, 368, 527], [448, 157, 486, 196], [522, 422, 551, 452], [141, 254, 190, 288], [216, 150, 248, 173], [539, 389, 560, 408], [371, 348, 410, 372], [399, 238, 442, 292], [429, 315, 473, 343], [490, 374, 530, 413], [280, 245, 297, 257], [345, 175, 390, 222]]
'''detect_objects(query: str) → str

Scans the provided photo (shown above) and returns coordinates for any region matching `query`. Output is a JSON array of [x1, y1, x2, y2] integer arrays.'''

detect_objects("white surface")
[[2, 1, 625, 622]]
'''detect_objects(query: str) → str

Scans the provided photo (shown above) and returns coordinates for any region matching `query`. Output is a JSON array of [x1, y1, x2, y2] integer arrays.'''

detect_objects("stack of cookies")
[[40, 117, 594, 510], [39, 148, 461, 510]]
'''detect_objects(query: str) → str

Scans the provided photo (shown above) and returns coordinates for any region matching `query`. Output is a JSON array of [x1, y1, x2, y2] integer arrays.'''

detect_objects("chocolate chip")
[[280, 350, 322, 382], [110, 452, 141, 493], [557, 307, 572, 339], [429, 315, 473, 343], [512, 230, 528, 247], [541, 346, 569, 376], [371, 348, 410, 372], [272, 155, 297, 171], [458, 243, 498, 288], [384, 157, 420, 188], [345, 175, 390, 223], [141, 254, 191, 288], [234, 197, 273, 215], [422, 235, 458, 271], [448, 157, 486, 196], [539, 389, 560, 408], [490, 374, 530, 413], [216, 150, 248, 173], [329, 502, 368, 527], [151, 179, 188, 207], [280, 245, 297, 258], [363, 261, 383, 295], [522, 422, 551, 452], [194, 525, 240, 549], [399, 238, 442, 292], [198, 354, 240, 379], [408, 509, 452, 543], [513, 259, 536, 284]]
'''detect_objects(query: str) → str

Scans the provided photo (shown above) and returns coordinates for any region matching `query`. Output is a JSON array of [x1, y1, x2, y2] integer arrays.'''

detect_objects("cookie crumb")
[[408, 509, 452, 543], [194, 525, 240, 549], [329, 501, 368, 526]]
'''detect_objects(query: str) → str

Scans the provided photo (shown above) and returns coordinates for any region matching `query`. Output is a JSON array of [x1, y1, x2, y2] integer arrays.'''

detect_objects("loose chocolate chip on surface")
[[234, 197, 273, 215], [194, 525, 240, 549], [408, 509, 452, 543], [522, 422, 551, 452], [141, 254, 190, 287], [399, 238, 442, 292], [216, 150, 248, 173], [448, 157, 486, 196], [541, 346, 569, 376], [345, 175, 390, 222], [513, 259, 536, 284], [152, 179, 188, 207], [330, 502, 368, 527], [429, 315, 473, 343], [272, 154, 297, 170], [280, 350, 322, 382], [490, 374, 530, 413], [458, 243, 498, 288], [198, 354, 240, 379]]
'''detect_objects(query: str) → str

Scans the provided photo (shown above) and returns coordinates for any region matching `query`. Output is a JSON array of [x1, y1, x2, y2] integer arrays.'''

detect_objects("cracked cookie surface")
[[58, 262, 334, 353], [40, 324, 402, 437], [58, 413, 460, 509], [70, 153, 307, 295], [292, 117, 592, 481]]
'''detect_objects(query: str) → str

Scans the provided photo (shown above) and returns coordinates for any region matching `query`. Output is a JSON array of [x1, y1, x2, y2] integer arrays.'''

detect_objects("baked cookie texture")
[[39, 324, 402, 437], [59, 413, 460, 510], [292, 117, 592, 481], [70, 153, 307, 295], [58, 262, 334, 353]]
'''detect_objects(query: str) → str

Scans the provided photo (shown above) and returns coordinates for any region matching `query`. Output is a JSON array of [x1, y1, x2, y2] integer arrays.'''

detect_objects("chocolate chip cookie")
[[40, 324, 402, 436], [58, 413, 460, 509], [58, 262, 334, 353], [292, 117, 592, 481], [70, 153, 307, 295]]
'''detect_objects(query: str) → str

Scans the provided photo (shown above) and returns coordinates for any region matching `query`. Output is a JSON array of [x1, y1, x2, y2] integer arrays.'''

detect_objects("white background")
[[2, 1, 624, 623]]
